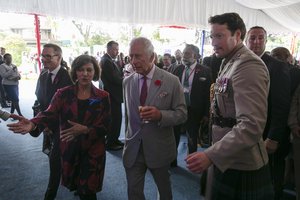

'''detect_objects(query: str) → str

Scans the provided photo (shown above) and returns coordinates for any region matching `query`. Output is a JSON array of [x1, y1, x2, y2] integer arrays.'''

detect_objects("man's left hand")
[[185, 152, 212, 173], [265, 138, 278, 154]]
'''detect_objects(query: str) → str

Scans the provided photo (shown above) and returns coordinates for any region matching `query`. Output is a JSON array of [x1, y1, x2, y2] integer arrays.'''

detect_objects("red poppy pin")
[[154, 80, 162, 86]]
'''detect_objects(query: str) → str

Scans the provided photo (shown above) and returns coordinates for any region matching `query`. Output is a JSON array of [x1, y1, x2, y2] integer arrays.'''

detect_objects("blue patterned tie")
[[184, 66, 190, 106]]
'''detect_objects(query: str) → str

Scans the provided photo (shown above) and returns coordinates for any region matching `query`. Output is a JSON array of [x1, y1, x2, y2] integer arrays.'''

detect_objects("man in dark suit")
[[100, 41, 124, 150], [174, 49, 183, 65], [246, 26, 291, 200], [34, 43, 73, 200], [173, 44, 212, 154], [202, 53, 222, 83]]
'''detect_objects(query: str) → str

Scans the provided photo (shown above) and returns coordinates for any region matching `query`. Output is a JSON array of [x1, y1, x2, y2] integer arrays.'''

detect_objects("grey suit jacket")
[[205, 44, 269, 172], [122, 66, 187, 168]]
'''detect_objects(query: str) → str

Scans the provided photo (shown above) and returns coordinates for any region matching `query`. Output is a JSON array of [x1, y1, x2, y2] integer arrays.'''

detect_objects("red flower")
[[154, 80, 162, 86]]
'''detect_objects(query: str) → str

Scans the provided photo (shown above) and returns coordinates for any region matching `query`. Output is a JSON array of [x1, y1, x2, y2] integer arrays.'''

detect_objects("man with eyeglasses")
[[33, 43, 73, 200]]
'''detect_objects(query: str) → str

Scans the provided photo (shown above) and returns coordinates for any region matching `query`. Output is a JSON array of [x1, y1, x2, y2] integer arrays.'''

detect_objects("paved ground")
[[0, 79, 204, 200]]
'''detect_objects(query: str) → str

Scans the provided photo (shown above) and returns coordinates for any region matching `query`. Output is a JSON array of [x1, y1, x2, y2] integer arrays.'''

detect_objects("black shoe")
[[115, 140, 124, 146], [106, 144, 123, 151], [170, 160, 178, 168], [1, 104, 10, 108]]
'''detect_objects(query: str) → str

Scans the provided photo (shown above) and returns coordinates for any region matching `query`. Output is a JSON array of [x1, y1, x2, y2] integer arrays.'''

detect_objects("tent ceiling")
[[0, 0, 299, 33], [236, 0, 300, 32]]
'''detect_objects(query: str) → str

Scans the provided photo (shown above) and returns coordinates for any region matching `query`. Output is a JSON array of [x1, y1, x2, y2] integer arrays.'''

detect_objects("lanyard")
[[184, 67, 196, 82]]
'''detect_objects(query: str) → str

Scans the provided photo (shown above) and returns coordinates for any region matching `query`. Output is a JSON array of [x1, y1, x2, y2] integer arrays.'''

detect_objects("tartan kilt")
[[210, 164, 274, 200]]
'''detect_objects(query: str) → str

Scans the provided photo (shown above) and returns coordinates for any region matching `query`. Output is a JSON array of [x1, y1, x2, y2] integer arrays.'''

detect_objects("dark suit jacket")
[[261, 53, 291, 143], [35, 67, 73, 111], [173, 63, 211, 121], [202, 54, 222, 83], [31, 66, 73, 138], [100, 53, 123, 103], [289, 66, 300, 96]]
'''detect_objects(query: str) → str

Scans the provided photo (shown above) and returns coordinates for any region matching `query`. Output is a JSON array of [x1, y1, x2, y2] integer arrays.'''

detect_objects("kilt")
[[210, 164, 274, 200]]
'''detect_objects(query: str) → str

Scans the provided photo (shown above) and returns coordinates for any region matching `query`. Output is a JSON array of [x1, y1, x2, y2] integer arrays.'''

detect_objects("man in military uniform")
[[185, 13, 274, 199]]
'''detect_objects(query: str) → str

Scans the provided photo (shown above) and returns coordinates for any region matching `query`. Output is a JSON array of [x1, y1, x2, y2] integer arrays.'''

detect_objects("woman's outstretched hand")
[[7, 114, 35, 134]]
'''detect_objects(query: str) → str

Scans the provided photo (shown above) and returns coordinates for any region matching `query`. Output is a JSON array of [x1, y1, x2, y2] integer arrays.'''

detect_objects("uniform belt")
[[212, 116, 237, 128]]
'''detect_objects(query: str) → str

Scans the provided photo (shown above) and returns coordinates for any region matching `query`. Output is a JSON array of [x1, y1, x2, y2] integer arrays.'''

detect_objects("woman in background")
[[0, 53, 22, 116]]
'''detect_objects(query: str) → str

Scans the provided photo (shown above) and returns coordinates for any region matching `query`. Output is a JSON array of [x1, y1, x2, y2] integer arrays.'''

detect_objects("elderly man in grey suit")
[[122, 37, 187, 200]]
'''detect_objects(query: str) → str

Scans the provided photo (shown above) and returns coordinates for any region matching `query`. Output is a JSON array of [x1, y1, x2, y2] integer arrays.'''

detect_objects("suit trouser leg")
[[124, 147, 147, 200], [107, 99, 122, 145], [186, 121, 200, 154], [171, 125, 182, 166], [293, 137, 300, 200], [269, 142, 289, 200], [149, 165, 173, 200], [44, 136, 61, 200]]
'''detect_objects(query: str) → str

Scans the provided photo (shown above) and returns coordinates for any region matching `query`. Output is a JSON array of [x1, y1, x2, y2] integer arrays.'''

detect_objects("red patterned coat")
[[31, 84, 111, 194]]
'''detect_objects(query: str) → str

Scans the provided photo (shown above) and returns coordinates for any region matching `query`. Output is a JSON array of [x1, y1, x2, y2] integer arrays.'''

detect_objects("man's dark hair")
[[208, 12, 246, 41], [3, 53, 11, 59], [71, 55, 100, 82], [106, 41, 119, 49], [43, 43, 62, 56], [248, 26, 267, 35]]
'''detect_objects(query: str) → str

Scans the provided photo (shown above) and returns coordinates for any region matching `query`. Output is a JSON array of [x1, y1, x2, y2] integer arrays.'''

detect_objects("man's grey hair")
[[130, 37, 154, 56], [185, 44, 199, 55]]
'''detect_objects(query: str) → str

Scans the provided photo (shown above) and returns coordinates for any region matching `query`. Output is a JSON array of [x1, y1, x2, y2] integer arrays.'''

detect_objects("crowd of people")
[[1, 11, 300, 200]]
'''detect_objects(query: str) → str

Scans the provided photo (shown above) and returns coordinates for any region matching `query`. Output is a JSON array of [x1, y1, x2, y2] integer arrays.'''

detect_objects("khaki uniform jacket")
[[205, 44, 269, 172]]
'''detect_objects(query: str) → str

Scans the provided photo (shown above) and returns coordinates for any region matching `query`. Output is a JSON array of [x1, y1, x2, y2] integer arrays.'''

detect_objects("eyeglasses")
[[40, 54, 59, 60]]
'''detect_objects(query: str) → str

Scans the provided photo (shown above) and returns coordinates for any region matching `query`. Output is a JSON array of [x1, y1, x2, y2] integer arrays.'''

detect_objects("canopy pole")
[[200, 30, 205, 58], [34, 14, 42, 72]]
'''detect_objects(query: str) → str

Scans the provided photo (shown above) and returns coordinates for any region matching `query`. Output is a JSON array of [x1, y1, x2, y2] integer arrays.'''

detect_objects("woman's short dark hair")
[[70, 55, 100, 82]]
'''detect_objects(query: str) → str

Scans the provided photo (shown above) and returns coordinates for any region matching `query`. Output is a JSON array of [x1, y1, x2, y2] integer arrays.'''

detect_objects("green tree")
[[88, 33, 111, 46], [72, 20, 92, 46], [152, 29, 170, 44], [133, 26, 143, 37], [3, 34, 27, 66]]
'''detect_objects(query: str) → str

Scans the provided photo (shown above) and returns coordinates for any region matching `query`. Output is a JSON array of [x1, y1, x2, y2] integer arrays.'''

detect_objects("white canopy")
[[0, 0, 299, 33]]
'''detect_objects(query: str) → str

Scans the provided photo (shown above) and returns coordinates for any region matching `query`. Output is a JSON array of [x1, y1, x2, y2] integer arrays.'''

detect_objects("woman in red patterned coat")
[[8, 54, 111, 200]]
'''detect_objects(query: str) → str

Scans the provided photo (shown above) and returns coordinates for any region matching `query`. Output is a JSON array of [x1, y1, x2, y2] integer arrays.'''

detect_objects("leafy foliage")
[[3, 34, 27, 66]]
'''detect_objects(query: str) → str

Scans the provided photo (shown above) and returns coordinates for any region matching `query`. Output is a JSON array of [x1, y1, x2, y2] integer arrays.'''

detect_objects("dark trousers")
[[186, 107, 201, 154], [106, 99, 122, 145], [44, 134, 61, 200], [0, 76, 7, 106], [173, 125, 181, 150], [269, 142, 290, 200], [79, 193, 97, 200], [171, 125, 183, 166]]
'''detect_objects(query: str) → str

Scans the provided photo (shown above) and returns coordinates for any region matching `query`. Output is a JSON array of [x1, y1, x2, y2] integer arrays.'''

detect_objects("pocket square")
[[158, 91, 168, 98], [199, 77, 207, 81]]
